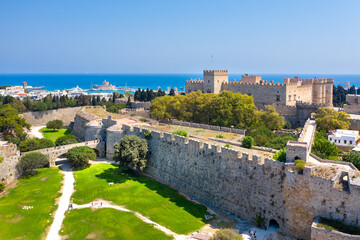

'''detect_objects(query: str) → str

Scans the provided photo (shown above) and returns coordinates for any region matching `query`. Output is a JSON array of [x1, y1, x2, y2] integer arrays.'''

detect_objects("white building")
[[328, 129, 359, 147], [68, 85, 87, 97]]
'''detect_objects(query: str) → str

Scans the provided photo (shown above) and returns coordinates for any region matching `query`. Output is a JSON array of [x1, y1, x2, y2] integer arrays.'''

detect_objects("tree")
[[210, 229, 243, 240], [32, 101, 48, 111], [258, 105, 285, 130], [46, 119, 63, 131], [169, 88, 175, 96], [342, 152, 360, 169], [242, 136, 253, 149], [315, 107, 350, 132], [55, 135, 79, 146], [18, 152, 49, 175], [312, 132, 339, 160], [113, 135, 148, 172], [19, 138, 54, 152], [66, 146, 96, 168], [107, 102, 127, 113], [150, 91, 267, 129], [0, 104, 30, 143]]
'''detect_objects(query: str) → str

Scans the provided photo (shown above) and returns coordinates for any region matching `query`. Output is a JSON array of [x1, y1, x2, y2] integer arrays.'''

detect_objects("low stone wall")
[[311, 219, 360, 240], [20, 107, 84, 126], [310, 153, 358, 170], [163, 119, 246, 135], [0, 143, 20, 185]]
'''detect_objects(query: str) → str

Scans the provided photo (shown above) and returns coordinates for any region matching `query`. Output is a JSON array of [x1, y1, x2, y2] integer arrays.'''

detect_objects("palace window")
[[276, 95, 280, 101], [344, 140, 347, 144], [288, 95, 291, 101], [350, 141, 353, 145]]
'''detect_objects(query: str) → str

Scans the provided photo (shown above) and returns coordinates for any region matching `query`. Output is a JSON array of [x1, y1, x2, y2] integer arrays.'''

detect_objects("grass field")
[[40, 128, 72, 142], [61, 208, 172, 240], [0, 168, 62, 240], [70, 164, 209, 235]]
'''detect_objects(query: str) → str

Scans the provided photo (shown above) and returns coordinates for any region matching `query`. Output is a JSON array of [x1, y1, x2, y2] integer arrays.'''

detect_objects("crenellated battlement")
[[185, 79, 204, 84], [222, 80, 285, 87], [204, 70, 228, 73], [284, 76, 334, 86]]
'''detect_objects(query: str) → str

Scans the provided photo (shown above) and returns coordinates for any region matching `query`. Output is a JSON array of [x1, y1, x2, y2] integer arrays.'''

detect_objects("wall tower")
[[203, 70, 228, 93]]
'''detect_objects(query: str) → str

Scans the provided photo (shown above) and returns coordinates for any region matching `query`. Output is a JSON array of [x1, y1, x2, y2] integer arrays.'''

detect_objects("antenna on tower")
[[211, 55, 214, 69]]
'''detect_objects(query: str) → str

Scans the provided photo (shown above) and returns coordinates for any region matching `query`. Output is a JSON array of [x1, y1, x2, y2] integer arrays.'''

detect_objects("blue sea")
[[0, 74, 360, 93]]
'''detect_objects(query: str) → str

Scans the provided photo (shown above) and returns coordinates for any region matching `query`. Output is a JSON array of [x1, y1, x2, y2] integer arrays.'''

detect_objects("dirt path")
[[28, 125, 45, 139], [45, 159, 184, 240], [74, 200, 181, 239], [46, 162, 74, 240]]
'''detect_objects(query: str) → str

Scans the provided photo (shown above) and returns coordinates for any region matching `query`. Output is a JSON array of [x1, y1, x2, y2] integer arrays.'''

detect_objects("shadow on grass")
[[95, 164, 208, 222], [41, 128, 72, 134]]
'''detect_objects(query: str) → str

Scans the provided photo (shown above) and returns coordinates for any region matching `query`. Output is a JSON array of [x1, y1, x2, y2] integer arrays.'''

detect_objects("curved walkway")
[[73, 200, 180, 238], [45, 159, 183, 240], [46, 162, 74, 240]]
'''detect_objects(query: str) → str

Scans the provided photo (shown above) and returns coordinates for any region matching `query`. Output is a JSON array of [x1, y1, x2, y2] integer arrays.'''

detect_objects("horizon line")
[[1, 72, 360, 75]]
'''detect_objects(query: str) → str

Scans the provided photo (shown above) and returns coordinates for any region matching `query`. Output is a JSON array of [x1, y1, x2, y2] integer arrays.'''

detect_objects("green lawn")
[[70, 164, 209, 235], [0, 168, 63, 240], [40, 128, 72, 142], [61, 208, 172, 240]]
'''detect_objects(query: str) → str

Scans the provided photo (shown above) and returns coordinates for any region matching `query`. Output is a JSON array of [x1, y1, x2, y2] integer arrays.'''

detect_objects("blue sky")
[[0, 0, 359, 74]]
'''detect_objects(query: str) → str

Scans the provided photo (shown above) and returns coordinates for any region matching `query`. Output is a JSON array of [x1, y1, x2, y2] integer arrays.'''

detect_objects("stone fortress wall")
[[0, 143, 20, 185], [20, 107, 84, 126], [106, 124, 360, 240]]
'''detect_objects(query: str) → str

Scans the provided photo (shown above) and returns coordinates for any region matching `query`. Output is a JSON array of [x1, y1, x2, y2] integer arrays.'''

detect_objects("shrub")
[[224, 143, 232, 149], [66, 146, 96, 168], [107, 102, 127, 113], [253, 214, 265, 228], [342, 152, 360, 169], [273, 148, 286, 162], [247, 128, 297, 150], [216, 135, 224, 139], [46, 119, 63, 131], [242, 136, 253, 149], [312, 132, 339, 160], [19, 138, 54, 152], [38, 138, 55, 149], [55, 135, 79, 146], [210, 229, 243, 240], [0, 156, 3, 163], [19, 152, 49, 175], [284, 120, 292, 129], [295, 160, 306, 173], [143, 130, 152, 140], [172, 130, 188, 137], [0, 182, 5, 193], [139, 118, 146, 122], [113, 135, 148, 172]]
